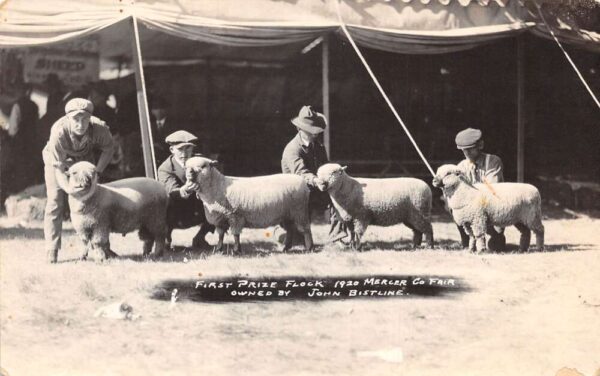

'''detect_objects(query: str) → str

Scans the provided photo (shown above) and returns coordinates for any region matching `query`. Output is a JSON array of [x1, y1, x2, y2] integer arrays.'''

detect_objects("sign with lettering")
[[23, 36, 100, 89], [152, 275, 468, 303]]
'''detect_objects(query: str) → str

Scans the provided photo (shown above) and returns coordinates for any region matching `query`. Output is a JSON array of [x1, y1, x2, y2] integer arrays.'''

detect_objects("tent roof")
[[1, 0, 598, 60]]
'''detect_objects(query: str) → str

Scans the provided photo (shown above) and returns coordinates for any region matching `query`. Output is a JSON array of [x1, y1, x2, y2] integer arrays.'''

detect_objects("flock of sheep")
[[62, 157, 544, 262]]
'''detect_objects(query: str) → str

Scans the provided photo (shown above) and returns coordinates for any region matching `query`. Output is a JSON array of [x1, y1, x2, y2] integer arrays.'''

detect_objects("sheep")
[[64, 161, 168, 261], [433, 164, 544, 253], [184, 156, 313, 254], [316, 163, 434, 250]]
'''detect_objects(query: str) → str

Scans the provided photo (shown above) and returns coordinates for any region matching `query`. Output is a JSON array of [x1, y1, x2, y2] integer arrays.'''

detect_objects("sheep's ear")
[[209, 160, 219, 167], [340, 165, 348, 172]]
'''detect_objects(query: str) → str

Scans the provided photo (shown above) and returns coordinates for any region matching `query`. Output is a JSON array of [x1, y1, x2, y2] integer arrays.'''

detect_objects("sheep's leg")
[[213, 227, 226, 254], [471, 217, 488, 253], [406, 211, 434, 248], [139, 226, 154, 257], [279, 221, 295, 252], [79, 229, 93, 261], [531, 221, 545, 251], [351, 221, 366, 251], [165, 226, 173, 250], [232, 234, 242, 255], [463, 224, 477, 253], [302, 229, 314, 252], [514, 223, 531, 252], [91, 233, 113, 263]]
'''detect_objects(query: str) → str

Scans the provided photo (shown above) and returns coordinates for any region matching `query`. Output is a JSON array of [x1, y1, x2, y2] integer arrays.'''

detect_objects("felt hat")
[[291, 105, 327, 135]]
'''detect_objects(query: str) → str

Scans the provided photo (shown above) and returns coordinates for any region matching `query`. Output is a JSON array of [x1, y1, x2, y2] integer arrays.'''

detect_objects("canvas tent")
[[1, 0, 598, 180]]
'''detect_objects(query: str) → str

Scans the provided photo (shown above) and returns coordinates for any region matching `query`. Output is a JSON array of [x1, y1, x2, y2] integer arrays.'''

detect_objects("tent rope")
[[534, 1, 600, 111], [334, 1, 436, 178], [132, 16, 159, 179]]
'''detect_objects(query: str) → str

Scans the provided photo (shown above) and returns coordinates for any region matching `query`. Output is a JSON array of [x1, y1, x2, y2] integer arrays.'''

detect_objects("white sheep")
[[316, 163, 434, 250], [185, 156, 313, 254], [433, 164, 544, 253]]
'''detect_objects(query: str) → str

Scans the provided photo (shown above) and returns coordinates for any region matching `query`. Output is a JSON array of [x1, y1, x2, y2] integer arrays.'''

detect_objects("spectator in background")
[[149, 96, 174, 163], [0, 82, 40, 193]]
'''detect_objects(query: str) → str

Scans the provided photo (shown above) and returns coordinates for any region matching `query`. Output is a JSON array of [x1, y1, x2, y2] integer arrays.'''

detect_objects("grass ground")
[[1, 215, 599, 376]]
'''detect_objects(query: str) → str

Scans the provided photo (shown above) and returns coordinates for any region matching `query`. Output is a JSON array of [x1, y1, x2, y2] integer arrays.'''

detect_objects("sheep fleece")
[[69, 178, 168, 239]]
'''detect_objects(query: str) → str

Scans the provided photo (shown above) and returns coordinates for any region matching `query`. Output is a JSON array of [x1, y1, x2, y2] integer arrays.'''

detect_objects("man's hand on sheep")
[[314, 177, 328, 192], [180, 180, 199, 198]]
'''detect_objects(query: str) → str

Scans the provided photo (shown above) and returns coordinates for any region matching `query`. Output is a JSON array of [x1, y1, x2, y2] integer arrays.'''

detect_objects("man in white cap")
[[454, 127, 506, 251], [157, 130, 215, 250], [42, 98, 115, 263], [281, 105, 347, 245]]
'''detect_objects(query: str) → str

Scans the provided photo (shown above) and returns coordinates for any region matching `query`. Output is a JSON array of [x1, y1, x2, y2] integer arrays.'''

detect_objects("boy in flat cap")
[[157, 130, 215, 250], [454, 127, 506, 251], [42, 98, 115, 263], [281, 105, 347, 245]]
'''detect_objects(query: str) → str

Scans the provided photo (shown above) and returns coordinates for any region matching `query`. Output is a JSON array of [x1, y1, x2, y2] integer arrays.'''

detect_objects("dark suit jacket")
[[157, 155, 208, 229], [281, 132, 330, 210]]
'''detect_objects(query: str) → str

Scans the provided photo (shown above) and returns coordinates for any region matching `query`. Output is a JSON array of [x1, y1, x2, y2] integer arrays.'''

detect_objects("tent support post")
[[322, 36, 330, 159], [130, 16, 157, 179], [517, 34, 525, 183]]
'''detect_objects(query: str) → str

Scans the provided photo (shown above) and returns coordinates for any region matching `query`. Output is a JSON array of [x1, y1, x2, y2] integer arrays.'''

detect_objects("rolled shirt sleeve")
[[484, 154, 504, 183], [91, 123, 115, 173]]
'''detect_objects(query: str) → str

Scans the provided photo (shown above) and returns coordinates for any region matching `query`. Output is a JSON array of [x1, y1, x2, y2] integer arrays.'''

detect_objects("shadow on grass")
[[0, 226, 76, 240], [355, 238, 464, 252], [113, 241, 316, 263], [487, 243, 596, 254]]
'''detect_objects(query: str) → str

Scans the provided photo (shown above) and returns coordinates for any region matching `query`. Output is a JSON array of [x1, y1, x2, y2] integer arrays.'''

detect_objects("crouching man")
[[281, 105, 347, 245], [43, 98, 115, 263], [454, 127, 506, 251], [157, 130, 215, 249]]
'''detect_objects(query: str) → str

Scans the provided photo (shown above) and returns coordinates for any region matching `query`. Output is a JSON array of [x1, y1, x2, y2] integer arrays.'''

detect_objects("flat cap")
[[65, 98, 94, 115], [455, 128, 482, 149], [165, 130, 198, 147]]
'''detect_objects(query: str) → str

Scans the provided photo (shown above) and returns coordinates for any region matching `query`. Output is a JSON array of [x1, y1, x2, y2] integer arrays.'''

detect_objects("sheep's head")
[[185, 156, 218, 187], [65, 161, 98, 197], [433, 164, 464, 189], [316, 163, 347, 191]]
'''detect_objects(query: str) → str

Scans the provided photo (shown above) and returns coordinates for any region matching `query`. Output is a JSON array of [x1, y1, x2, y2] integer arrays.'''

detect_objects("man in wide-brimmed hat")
[[281, 105, 347, 245]]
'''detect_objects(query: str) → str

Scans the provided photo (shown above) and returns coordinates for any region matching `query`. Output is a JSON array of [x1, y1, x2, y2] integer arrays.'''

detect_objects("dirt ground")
[[1, 215, 599, 376]]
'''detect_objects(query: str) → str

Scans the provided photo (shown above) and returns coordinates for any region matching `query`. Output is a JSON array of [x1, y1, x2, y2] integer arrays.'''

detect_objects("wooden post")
[[517, 34, 525, 182], [130, 16, 157, 179], [322, 36, 331, 159]]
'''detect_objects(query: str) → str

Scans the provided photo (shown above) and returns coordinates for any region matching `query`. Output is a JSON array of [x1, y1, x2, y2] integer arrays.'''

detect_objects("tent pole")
[[130, 16, 157, 179], [517, 34, 525, 183], [322, 36, 330, 159]]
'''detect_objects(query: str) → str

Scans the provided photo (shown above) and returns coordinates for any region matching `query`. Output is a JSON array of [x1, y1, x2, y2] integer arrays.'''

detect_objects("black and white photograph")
[[0, 0, 599, 375]]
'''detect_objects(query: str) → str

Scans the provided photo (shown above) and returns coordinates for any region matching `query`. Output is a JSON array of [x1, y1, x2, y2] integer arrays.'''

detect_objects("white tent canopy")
[[1, 0, 598, 179]]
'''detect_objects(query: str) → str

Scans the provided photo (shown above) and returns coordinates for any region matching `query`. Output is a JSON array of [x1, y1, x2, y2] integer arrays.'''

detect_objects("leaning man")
[[157, 130, 215, 249], [455, 127, 506, 251], [42, 98, 115, 263], [281, 105, 347, 245]]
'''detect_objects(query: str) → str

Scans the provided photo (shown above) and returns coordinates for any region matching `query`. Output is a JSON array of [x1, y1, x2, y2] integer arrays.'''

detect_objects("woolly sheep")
[[316, 163, 434, 250], [433, 164, 544, 253], [64, 161, 168, 261], [185, 156, 313, 254]]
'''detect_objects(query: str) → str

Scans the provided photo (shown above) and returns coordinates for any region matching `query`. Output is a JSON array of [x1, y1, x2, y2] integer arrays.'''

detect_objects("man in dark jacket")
[[281, 105, 347, 245], [157, 130, 215, 249]]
